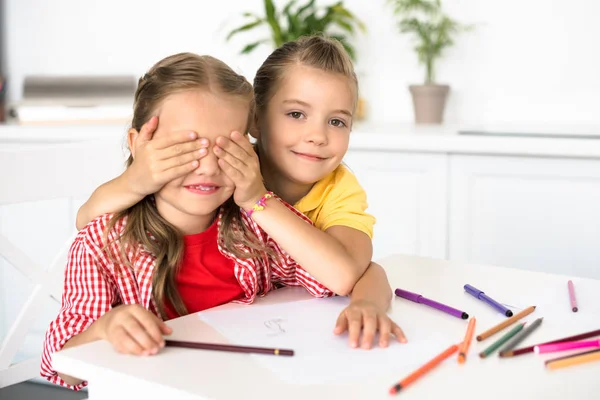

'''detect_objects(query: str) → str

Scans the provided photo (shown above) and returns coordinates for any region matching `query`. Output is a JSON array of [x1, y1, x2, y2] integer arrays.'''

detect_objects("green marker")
[[479, 322, 525, 358]]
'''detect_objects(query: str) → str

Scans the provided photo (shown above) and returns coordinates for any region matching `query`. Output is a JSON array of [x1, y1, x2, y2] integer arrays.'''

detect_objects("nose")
[[304, 122, 328, 146], [193, 149, 220, 176]]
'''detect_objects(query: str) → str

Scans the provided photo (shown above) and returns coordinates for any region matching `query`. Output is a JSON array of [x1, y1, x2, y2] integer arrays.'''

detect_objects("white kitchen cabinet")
[[448, 155, 600, 279], [343, 150, 447, 261]]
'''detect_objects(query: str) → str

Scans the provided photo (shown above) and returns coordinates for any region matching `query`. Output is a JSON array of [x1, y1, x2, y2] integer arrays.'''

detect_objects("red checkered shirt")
[[41, 199, 334, 390]]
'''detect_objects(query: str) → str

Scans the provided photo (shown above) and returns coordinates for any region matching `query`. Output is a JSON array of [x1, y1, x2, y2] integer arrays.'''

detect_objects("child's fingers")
[[139, 116, 159, 142], [112, 326, 145, 355], [216, 135, 252, 162], [378, 317, 392, 348], [230, 131, 256, 157], [333, 313, 349, 335], [392, 322, 408, 343], [360, 314, 378, 349], [152, 130, 202, 151], [130, 307, 168, 348], [160, 149, 206, 171], [217, 158, 244, 182], [122, 317, 162, 353], [158, 140, 208, 161], [214, 146, 247, 173], [346, 309, 363, 349]]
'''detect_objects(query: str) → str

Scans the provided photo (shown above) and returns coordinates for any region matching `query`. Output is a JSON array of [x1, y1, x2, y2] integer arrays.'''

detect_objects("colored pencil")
[[568, 280, 578, 312], [480, 323, 525, 358], [476, 306, 536, 341], [458, 318, 476, 363], [165, 340, 294, 356], [499, 329, 600, 358], [535, 339, 600, 354], [545, 348, 600, 370], [389, 344, 458, 395], [498, 317, 543, 354]]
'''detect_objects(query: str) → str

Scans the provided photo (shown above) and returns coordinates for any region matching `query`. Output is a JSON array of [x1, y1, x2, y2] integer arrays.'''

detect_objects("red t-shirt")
[[165, 219, 244, 320]]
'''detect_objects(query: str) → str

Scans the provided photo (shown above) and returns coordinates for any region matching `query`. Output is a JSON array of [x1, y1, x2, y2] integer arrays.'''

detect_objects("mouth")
[[292, 151, 327, 162], [184, 184, 220, 195]]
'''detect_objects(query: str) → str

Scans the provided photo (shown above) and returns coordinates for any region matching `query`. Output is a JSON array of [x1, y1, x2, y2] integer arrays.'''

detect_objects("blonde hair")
[[106, 52, 264, 318], [253, 35, 358, 117]]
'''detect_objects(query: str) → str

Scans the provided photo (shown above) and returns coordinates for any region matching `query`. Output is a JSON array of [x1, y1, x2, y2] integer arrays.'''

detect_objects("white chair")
[[0, 139, 126, 388]]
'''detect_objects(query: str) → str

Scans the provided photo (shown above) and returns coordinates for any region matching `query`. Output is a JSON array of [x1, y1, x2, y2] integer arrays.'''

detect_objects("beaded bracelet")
[[245, 191, 274, 217]]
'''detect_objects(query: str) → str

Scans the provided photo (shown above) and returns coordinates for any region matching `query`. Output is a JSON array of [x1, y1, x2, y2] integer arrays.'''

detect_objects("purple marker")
[[395, 288, 469, 320], [464, 284, 513, 317]]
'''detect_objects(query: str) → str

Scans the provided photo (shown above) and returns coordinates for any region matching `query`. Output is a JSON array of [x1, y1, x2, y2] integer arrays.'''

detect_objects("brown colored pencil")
[[500, 328, 600, 358], [545, 348, 600, 370], [165, 340, 294, 356], [476, 306, 536, 342]]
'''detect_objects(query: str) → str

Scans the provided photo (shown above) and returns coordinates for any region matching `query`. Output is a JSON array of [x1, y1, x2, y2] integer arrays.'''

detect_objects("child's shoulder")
[[77, 213, 127, 248]]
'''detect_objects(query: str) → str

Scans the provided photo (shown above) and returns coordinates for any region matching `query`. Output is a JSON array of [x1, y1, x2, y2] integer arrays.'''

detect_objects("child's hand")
[[128, 116, 210, 195], [214, 131, 267, 210], [334, 299, 407, 349], [97, 304, 172, 355]]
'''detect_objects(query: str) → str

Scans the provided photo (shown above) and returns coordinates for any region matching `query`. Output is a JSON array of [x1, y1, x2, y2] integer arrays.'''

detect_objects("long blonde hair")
[[106, 53, 264, 318]]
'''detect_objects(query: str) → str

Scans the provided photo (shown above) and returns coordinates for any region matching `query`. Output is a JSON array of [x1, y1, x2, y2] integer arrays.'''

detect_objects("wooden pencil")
[[476, 306, 536, 342], [165, 340, 294, 356], [545, 348, 600, 370], [500, 328, 600, 358]]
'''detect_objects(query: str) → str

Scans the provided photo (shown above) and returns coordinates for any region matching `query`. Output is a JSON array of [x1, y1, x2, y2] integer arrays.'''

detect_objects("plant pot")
[[408, 84, 450, 124]]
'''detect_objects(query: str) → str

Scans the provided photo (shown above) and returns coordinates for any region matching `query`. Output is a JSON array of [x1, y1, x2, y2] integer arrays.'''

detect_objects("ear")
[[127, 128, 140, 159], [249, 114, 260, 140]]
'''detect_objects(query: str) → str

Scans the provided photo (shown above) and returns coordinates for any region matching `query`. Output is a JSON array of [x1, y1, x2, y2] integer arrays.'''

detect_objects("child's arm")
[[334, 262, 406, 349], [42, 219, 171, 389], [215, 132, 370, 295], [76, 117, 208, 229]]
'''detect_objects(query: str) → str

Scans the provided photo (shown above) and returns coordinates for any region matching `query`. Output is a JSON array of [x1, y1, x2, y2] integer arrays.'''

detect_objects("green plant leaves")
[[389, 0, 471, 83], [224, 0, 365, 61]]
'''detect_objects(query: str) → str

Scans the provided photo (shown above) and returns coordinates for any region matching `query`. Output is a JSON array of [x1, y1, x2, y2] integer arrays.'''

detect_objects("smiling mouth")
[[185, 185, 220, 194], [292, 151, 326, 161]]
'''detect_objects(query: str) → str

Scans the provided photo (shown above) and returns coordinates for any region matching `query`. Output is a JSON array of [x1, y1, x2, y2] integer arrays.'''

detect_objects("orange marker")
[[458, 318, 476, 363], [389, 344, 459, 395], [545, 348, 600, 370]]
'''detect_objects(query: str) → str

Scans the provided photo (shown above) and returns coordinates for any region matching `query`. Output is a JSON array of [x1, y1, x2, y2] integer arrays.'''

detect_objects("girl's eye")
[[330, 118, 347, 128], [287, 111, 303, 119]]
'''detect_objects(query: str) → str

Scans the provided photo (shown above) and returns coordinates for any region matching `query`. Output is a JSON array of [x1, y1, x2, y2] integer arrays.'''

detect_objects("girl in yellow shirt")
[[76, 36, 403, 349]]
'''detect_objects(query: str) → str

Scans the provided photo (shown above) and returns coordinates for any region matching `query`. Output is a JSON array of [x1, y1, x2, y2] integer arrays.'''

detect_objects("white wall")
[[2, 0, 600, 125]]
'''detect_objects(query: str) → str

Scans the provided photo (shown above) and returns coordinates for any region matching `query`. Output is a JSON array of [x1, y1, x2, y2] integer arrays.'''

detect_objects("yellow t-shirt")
[[294, 165, 376, 239]]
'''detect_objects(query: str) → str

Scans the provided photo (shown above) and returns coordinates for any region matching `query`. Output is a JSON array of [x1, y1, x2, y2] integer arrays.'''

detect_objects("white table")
[[52, 254, 600, 399]]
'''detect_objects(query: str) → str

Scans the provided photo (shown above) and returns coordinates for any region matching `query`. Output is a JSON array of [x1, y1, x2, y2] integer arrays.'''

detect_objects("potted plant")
[[225, 0, 369, 119], [226, 0, 365, 61], [388, 0, 471, 124]]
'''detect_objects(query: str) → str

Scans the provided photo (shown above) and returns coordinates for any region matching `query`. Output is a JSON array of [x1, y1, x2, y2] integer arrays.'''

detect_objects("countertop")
[[2, 122, 599, 158]]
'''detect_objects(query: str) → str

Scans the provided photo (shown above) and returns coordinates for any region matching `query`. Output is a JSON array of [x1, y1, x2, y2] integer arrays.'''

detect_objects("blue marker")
[[464, 284, 513, 317]]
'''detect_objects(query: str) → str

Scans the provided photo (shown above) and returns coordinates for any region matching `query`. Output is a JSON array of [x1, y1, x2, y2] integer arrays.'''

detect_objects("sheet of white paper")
[[199, 296, 446, 385]]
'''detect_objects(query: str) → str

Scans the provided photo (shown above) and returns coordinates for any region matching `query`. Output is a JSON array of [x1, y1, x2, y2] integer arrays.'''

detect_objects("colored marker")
[[389, 344, 458, 395], [464, 284, 513, 317], [535, 339, 600, 354], [568, 280, 578, 312], [479, 323, 525, 358], [477, 306, 535, 341], [499, 317, 543, 355], [395, 288, 469, 320], [545, 348, 600, 370], [500, 328, 600, 358], [458, 317, 476, 363]]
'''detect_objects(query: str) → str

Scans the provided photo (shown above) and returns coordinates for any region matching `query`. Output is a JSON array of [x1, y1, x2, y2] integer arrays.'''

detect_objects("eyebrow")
[[282, 99, 353, 118]]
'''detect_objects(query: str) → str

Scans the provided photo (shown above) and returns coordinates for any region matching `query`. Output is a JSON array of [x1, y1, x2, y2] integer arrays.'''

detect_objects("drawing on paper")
[[264, 318, 287, 336]]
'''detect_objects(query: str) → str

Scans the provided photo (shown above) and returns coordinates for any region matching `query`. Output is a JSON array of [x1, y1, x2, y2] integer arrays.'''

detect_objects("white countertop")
[[349, 122, 600, 159], [2, 122, 600, 159], [52, 254, 600, 400]]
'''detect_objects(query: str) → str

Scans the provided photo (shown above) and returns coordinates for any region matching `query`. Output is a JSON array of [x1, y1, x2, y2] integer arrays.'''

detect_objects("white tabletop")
[[52, 254, 600, 400]]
